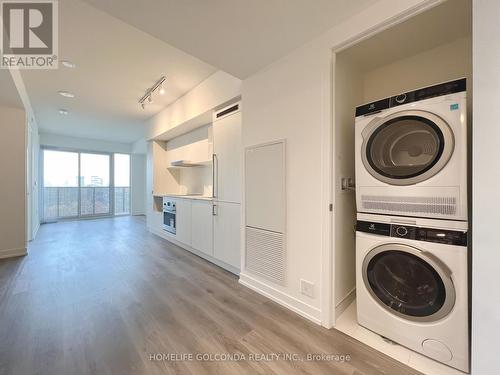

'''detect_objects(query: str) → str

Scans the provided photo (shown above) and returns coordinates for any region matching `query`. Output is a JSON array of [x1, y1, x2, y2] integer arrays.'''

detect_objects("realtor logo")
[[1, 0, 58, 69]]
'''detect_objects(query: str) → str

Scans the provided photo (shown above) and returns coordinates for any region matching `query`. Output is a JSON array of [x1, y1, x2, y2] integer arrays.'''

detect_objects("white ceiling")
[[0, 70, 23, 109], [339, 0, 472, 72], [82, 0, 378, 79], [20, 0, 380, 143], [21, 0, 217, 143]]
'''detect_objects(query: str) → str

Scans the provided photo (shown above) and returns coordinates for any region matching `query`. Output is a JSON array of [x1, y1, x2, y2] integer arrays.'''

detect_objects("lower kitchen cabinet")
[[191, 200, 213, 256], [213, 201, 240, 270], [175, 199, 192, 246]]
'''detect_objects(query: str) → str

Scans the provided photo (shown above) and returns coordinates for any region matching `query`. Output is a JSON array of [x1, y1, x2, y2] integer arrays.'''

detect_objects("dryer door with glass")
[[362, 243, 455, 322], [361, 110, 454, 186]]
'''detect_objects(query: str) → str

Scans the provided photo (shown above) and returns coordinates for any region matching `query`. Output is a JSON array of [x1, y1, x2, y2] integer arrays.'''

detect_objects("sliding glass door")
[[80, 153, 111, 216], [43, 150, 79, 220], [114, 154, 130, 215], [42, 149, 130, 222]]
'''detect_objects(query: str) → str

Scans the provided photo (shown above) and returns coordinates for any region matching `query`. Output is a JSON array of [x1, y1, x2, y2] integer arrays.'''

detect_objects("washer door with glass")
[[362, 244, 455, 322], [361, 110, 454, 186]]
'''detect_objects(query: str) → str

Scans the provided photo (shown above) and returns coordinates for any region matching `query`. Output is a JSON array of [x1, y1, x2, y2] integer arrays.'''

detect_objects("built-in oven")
[[163, 200, 176, 234]]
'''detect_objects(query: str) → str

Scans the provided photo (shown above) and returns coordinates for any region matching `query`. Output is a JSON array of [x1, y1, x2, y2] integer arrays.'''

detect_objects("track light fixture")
[[139, 76, 166, 109]]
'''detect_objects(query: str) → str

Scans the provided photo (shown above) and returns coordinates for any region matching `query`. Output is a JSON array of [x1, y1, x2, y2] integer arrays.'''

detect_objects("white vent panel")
[[361, 195, 457, 216], [245, 226, 285, 285]]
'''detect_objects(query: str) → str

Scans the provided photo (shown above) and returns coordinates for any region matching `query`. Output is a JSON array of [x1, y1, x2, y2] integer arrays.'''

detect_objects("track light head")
[[139, 76, 165, 108]]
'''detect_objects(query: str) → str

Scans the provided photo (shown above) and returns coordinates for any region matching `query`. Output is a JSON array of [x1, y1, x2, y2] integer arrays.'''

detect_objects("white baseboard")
[[150, 228, 240, 275], [0, 247, 27, 259], [239, 272, 322, 325], [335, 287, 356, 319]]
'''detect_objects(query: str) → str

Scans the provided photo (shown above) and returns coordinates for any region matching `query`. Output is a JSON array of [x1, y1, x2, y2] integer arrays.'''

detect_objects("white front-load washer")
[[355, 78, 467, 220], [356, 212, 469, 372]]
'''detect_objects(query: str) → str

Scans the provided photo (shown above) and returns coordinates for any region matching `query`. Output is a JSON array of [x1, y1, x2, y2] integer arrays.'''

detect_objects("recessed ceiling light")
[[59, 109, 69, 115], [159, 85, 165, 95], [61, 60, 76, 68], [58, 90, 75, 98]]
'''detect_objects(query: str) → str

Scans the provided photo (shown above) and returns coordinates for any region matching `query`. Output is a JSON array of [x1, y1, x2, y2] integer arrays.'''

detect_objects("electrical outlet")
[[300, 279, 314, 298]]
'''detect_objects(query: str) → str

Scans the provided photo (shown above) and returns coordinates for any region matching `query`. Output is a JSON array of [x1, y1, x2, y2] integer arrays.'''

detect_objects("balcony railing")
[[114, 187, 130, 215], [43, 187, 129, 221]]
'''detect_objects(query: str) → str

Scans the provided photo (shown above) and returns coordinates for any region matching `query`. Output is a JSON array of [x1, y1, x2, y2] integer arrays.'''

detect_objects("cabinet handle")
[[212, 204, 217, 216], [212, 153, 219, 198], [212, 153, 216, 198]]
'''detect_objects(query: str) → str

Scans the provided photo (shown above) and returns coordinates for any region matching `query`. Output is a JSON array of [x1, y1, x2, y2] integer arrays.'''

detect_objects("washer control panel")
[[391, 224, 416, 239], [357, 221, 467, 246]]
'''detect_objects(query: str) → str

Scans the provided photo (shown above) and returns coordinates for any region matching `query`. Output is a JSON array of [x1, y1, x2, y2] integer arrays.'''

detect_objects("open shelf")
[[167, 160, 212, 170]]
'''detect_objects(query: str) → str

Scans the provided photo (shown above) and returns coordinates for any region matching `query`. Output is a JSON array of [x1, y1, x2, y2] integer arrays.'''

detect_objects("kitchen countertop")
[[155, 194, 213, 201]]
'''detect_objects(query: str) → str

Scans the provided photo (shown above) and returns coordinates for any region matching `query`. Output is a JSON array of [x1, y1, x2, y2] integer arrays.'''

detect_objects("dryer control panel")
[[355, 78, 466, 116], [357, 220, 467, 246]]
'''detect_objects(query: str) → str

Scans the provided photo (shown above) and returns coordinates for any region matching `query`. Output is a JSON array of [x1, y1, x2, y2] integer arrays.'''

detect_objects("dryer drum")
[[361, 111, 455, 186]]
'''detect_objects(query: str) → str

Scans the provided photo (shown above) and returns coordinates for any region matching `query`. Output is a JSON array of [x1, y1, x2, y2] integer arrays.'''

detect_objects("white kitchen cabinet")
[[191, 200, 213, 256], [213, 201, 240, 270], [175, 199, 192, 246], [213, 110, 241, 203], [147, 141, 171, 196], [165, 126, 212, 165]]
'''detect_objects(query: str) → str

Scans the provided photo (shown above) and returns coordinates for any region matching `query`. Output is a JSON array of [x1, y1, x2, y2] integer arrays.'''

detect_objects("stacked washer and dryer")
[[354, 78, 469, 372]]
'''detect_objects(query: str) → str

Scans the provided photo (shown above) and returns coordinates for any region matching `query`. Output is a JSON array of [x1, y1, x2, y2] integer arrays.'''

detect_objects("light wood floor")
[[0, 216, 422, 375]]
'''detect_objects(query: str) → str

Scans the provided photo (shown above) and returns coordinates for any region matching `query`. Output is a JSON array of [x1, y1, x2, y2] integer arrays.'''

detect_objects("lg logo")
[[1, 0, 58, 68]]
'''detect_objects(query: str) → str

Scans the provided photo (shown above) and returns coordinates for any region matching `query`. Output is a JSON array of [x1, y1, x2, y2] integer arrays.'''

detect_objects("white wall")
[[6, 67, 41, 243], [131, 154, 146, 215], [132, 138, 148, 154], [471, 1, 500, 374], [333, 54, 363, 315], [40, 133, 132, 154], [363, 36, 472, 102], [241, 0, 437, 326], [0, 107, 27, 258], [147, 70, 241, 140], [178, 167, 212, 196]]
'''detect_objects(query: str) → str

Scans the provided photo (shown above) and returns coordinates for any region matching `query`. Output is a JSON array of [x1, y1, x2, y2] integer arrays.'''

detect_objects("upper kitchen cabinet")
[[146, 140, 173, 196], [213, 103, 242, 203], [165, 125, 213, 167]]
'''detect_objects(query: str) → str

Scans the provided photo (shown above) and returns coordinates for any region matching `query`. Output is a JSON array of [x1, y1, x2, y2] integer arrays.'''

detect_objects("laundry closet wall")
[[363, 36, 472, 104]]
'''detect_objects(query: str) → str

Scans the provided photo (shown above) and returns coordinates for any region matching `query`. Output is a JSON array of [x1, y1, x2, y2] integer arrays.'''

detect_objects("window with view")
[[42, 149, 131, 221]]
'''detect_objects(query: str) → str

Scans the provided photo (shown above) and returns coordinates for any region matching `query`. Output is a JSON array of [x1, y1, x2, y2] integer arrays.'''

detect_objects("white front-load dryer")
[[356, 213, 469, 372], [355, 78, 468, 220]]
